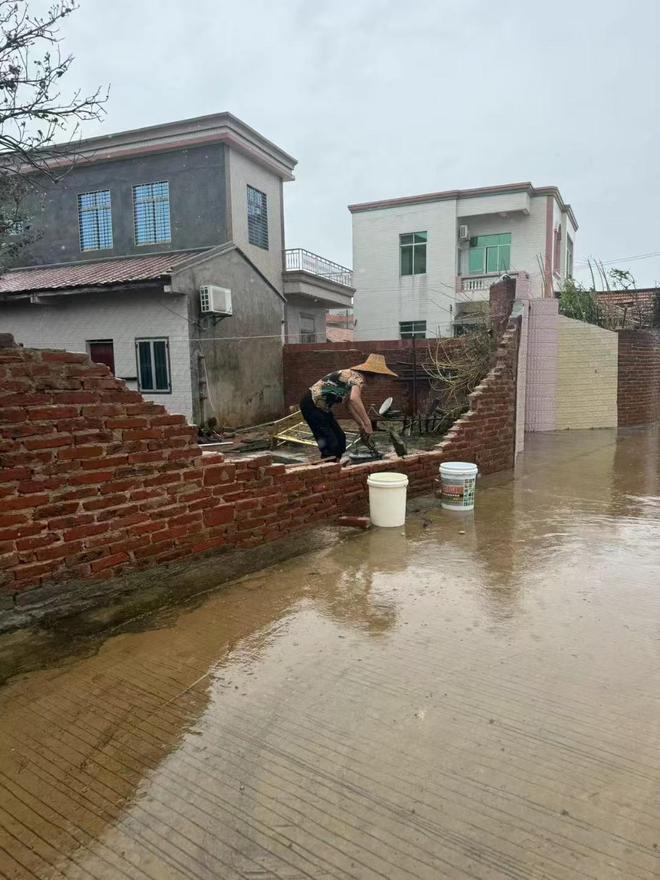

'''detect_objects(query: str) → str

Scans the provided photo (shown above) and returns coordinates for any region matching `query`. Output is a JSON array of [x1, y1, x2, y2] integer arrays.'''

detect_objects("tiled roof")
[[0, 250, 204, 295]]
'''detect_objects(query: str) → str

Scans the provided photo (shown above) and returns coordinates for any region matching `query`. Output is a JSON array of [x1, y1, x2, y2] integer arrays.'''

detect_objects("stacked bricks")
[[617, 330, 660, 427], [489, 275, 517, 337], [0, 316, 521, 604]]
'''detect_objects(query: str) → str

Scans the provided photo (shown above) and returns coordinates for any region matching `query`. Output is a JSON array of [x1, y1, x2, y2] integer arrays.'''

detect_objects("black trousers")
[[300, 391, 347, 460]]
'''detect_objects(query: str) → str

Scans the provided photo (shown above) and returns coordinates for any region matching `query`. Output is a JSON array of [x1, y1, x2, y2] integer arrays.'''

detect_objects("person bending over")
[[299, 354, 398, 461]]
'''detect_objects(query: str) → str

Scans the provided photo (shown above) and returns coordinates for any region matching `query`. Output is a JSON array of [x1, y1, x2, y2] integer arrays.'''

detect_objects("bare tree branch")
[[0, 0, 107, 269]]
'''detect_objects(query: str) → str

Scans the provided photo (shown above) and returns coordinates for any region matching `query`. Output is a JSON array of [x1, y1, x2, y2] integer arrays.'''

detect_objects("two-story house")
[[0, 113, 354, 425], [349, 182, 578, 340]]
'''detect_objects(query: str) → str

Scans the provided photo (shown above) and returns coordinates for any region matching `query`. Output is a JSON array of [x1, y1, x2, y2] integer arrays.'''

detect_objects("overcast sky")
[[64, 0, 660, 286]]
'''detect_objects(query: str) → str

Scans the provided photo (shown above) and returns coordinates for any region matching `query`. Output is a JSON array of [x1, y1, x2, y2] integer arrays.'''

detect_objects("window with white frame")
[[247, 185, 269, 249], [133, 181, 171, 245], [78, 190, 113, 251], [135, 338, 171, 393], [566, 235, 574, 278], [400, 232, 427, 275], [399, 320, 426, 339]]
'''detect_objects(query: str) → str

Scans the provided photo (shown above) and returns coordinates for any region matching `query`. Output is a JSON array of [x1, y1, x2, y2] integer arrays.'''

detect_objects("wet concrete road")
[[0, 428, 659, 880]]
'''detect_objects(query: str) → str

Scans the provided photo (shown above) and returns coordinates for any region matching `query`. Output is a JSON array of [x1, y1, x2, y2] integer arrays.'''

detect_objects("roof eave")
[[0, 278, 167, 301], [10, 112, 298, 182], [349, 181, 579, 229]]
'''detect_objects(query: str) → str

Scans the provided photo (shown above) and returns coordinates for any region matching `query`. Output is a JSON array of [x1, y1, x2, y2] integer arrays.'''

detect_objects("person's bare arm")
[[347, 384, 372, 434]]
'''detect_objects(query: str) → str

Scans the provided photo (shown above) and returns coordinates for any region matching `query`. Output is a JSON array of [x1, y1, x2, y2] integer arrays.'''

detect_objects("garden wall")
[[0, 316, 520, 624], [525, 301, 619, 431], [617, 330, 660, 426], [282, 338, 454, 415]]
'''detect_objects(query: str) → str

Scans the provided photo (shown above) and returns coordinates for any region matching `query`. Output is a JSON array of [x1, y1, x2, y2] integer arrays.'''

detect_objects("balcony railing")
[[285, 248, 353, 288], [460, 272, 517, 293]]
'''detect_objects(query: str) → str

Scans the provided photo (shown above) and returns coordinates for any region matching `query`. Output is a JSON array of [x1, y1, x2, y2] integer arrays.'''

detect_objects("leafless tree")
[[0, 0, 107, 264]]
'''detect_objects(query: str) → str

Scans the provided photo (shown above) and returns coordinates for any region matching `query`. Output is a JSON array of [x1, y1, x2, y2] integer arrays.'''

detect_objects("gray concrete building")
[[0, 113, 354, 425]]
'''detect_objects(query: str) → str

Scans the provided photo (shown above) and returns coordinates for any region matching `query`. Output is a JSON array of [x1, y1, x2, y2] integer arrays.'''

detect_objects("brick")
[[52, 391, 99, 404], [2, 493, 50, 511], [82, 494, 129, 512], [13, 560, 63, 582], [90, 552, 129, 573], [203, 505, 235, 527], [62, 523, 111, 541], [41, 351, 89, 364], [23, 434, 72, 450], [127, 451, 166, 465], [203, 465, 236, 486], [35, 500, 80, 519], [80, 454, 129, 471], [96, 503, 140, 522], [16, 533, 58, 552], [191, 536, 227, 554], [58, 445, 104, 461], [0, 513, 29, 528], [34, 541, 83, 562], [167, 448, 200, 462], [106, 417, 149, 429], [150, 414, 187, 426], [121, 429, 163, 441], [69, 471, 115, 485], [131, 521, 167, 537], [26, 405, 79, 421], [0, 467, 32, 483]]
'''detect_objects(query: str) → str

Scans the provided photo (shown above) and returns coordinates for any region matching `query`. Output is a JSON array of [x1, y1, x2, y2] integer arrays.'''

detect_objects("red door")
[[88, 340, 115, 374]]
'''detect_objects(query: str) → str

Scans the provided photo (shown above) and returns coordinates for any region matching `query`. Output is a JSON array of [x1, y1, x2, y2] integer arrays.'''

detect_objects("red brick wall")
[[598, 289, 658, 328], [0, 316, 520, 613], [283, 338, 466, 415], [617, 330, 660, 426]]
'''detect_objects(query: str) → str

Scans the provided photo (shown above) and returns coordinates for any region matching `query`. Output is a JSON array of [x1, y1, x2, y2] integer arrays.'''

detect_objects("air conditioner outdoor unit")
[[200, 285, 232, 316], [458, 224, 470, 241]]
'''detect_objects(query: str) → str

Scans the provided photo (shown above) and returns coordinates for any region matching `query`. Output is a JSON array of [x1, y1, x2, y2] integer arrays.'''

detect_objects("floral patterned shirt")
[[309, 369, 365, 412]]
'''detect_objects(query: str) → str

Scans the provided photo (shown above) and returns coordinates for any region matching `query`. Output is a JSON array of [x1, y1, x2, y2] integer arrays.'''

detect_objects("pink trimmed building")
[[349, 182, 578, 340]]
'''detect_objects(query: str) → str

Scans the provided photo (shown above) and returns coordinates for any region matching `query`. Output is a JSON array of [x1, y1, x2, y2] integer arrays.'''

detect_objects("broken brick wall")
[[617, 330, 660, 426], [0, 315, 520, 618]]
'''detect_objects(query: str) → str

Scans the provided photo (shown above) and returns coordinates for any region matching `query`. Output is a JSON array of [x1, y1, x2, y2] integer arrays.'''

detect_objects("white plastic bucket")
[[439, 462, 478, 512], [367, 472, 409, 527]]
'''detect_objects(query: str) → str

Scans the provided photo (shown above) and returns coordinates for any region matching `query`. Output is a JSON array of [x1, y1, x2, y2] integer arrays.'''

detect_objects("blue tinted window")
[[133, 181, 171, 245], [78, 190, 112, 251], [136, 338, 171, 392], [247, 185, 268, 249]]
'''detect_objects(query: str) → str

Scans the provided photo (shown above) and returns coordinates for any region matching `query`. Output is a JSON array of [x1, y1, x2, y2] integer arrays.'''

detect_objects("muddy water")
[[0, 428, 659, 879]]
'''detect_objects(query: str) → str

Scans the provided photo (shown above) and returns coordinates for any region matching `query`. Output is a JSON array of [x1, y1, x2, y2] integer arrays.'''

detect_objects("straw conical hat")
[[352, 353, 398, 377]]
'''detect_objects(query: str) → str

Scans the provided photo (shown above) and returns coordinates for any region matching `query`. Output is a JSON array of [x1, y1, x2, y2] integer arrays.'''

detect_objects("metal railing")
[[284, 248, 353, 288]]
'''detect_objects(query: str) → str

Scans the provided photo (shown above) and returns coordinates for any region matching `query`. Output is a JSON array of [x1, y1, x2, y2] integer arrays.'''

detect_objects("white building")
[[349, 182, 578, 340]]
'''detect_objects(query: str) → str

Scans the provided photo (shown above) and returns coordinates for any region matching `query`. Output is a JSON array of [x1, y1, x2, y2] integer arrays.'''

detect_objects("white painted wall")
[[352, 191, 575, 341], [352, 199, 457, 341], [285, 298, 327, 343], [228, 148, 284, 293], [458, 196, 550, 297], [0, 291, 194, 420]]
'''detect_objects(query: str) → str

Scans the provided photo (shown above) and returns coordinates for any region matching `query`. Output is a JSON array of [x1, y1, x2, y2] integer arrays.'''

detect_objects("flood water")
[[0, 428, 659, 879]]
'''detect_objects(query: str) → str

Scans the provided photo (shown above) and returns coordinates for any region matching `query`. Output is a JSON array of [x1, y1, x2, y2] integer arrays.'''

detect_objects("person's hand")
[[360, 426, 374, 440]]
